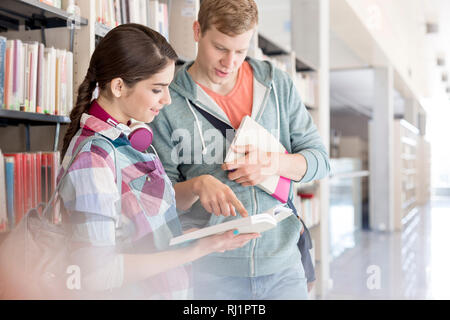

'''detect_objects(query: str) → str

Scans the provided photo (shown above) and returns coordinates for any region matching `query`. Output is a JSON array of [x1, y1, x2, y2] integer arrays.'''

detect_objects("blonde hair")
[[198, 0, 258, 36]]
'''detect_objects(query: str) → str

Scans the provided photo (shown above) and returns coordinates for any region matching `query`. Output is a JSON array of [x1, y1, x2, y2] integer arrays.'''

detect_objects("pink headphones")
[[89, 100, 153, 152]]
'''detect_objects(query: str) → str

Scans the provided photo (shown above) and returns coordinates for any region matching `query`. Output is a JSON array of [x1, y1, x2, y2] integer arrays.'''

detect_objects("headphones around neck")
[[89, 100, 153, 152]]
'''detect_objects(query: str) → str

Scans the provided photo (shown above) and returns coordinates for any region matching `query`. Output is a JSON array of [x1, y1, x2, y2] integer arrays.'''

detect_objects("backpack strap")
[[42, 136, 122, 224]]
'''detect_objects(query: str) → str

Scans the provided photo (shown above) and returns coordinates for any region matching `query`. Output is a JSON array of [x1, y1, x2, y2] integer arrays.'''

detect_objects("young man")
[[150, 0, 330, 299]]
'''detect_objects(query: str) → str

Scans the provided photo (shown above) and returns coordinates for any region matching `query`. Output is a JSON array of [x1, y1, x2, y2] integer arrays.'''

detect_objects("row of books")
[[39, 0, 63, 9], [0, 37, 73, 116], [262, 53, 317, 108], [0, 150, 60, 232], [39, 0, 75, 11], [96, 0, 169, 40]]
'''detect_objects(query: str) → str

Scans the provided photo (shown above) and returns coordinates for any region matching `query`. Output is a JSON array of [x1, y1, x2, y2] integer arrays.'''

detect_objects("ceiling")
[[330, 68, 405, 117]]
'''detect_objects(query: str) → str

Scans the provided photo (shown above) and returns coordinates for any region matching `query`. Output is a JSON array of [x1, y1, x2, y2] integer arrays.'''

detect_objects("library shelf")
[[0, 109, 70, 126], [0, 0, 88, 32]]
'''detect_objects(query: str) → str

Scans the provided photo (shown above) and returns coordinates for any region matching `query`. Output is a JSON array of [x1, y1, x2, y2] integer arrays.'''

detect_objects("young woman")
[[58, 23, 259, 299]]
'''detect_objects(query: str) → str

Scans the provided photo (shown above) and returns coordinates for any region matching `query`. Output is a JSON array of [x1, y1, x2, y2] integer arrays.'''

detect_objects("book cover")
[[224, 116, 291, 203], [0, 150, 8, 232], [4, 156, 15, 229], [170, 205, 293, 246], [0, 36, 6, 108], [4, 153, 23, 225]]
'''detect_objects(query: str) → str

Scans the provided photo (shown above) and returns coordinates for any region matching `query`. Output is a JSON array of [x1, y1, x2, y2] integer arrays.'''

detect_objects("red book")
[[35, 152, 42, 206], [4, 153, 23, 225], [40, 153, 47, 203], [43, 153, 57, 223], [30, 153, 37, 208], [22, 153, 32, 216]]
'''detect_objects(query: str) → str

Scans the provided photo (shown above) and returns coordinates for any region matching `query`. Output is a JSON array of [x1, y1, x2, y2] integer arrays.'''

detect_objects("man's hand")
[[193, 175, 248, 217], [221, 144, 280, 187]]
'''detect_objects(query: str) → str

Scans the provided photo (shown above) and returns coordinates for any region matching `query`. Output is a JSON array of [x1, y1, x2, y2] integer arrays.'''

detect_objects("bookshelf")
[[394, 119, 419, 231], [0, 0, 88, 239], [0, 0, 87, 153], [0, 0, 88, 31]]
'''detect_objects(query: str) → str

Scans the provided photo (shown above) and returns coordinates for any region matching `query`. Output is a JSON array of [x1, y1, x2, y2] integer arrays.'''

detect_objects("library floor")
[[325, 197, 450, 300]]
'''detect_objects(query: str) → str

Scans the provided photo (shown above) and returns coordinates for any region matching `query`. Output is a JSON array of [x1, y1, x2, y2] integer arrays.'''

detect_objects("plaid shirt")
[[57, 113, 191, 299]]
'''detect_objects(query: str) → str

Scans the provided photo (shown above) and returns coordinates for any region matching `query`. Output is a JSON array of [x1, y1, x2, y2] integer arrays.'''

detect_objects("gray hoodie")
[[149, 57, 330, 277]]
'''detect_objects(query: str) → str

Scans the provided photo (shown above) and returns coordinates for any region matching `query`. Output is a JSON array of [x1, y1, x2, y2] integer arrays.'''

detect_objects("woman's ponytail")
[[61, 69, 96, 159]]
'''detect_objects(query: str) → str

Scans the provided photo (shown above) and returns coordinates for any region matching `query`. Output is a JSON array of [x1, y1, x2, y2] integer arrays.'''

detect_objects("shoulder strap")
[[188, 99, 235, 142], [42, 135, 122, 221]]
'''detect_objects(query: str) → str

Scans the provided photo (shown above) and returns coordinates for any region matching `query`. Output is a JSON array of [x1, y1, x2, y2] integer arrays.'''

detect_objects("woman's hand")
[[193, 175, 248, 217], [194, 230, 260, 254]]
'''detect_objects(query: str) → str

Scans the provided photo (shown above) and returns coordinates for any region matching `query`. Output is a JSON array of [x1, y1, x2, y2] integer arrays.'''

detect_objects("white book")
[[169, 205, 293, 246], [147, 0, 159, 30], [224, 115, 291, 203], [45, 47, 56, 114], [66, 51, 73, 116], [139, 0, 147, 26], [6, 40, 14, 110], [25, 41, 39, 112]]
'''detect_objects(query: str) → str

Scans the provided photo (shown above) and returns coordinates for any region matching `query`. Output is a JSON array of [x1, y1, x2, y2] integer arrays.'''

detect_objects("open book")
[[169, 205, 293, 246], [224, 115, 291, 203]]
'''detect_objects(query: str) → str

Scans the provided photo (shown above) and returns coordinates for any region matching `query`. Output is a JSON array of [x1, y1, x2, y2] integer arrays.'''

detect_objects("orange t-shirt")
[[197, 61, 254, 129]]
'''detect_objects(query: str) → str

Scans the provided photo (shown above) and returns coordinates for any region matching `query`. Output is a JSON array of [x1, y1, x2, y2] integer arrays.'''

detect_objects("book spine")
[[36, 43, 44, 113], [35, 151, 42, 207], [41, 153, 47, 203], [30, 153, 37, 208], [4, 157, 15, 230], [0, 151, 7, 232], [120, 0, 127, 24], [0, 36, 6, 108], [22, 153, 32, 217], [4, 41, 12, 109], [12, 40, 18, 110], [4, 153, 23, 225]]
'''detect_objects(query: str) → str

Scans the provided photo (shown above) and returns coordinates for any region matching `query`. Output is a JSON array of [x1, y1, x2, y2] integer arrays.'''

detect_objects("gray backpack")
[[0, 136, 121, 299]]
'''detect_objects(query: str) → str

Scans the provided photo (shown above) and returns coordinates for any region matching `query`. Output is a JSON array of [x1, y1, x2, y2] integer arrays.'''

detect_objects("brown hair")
[[61, 23, 178, 159], [197, 0, 258, 36]]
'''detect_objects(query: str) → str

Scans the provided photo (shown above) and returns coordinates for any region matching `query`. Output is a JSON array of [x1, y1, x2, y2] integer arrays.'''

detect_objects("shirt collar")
[[80, 113, 123, 141]]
